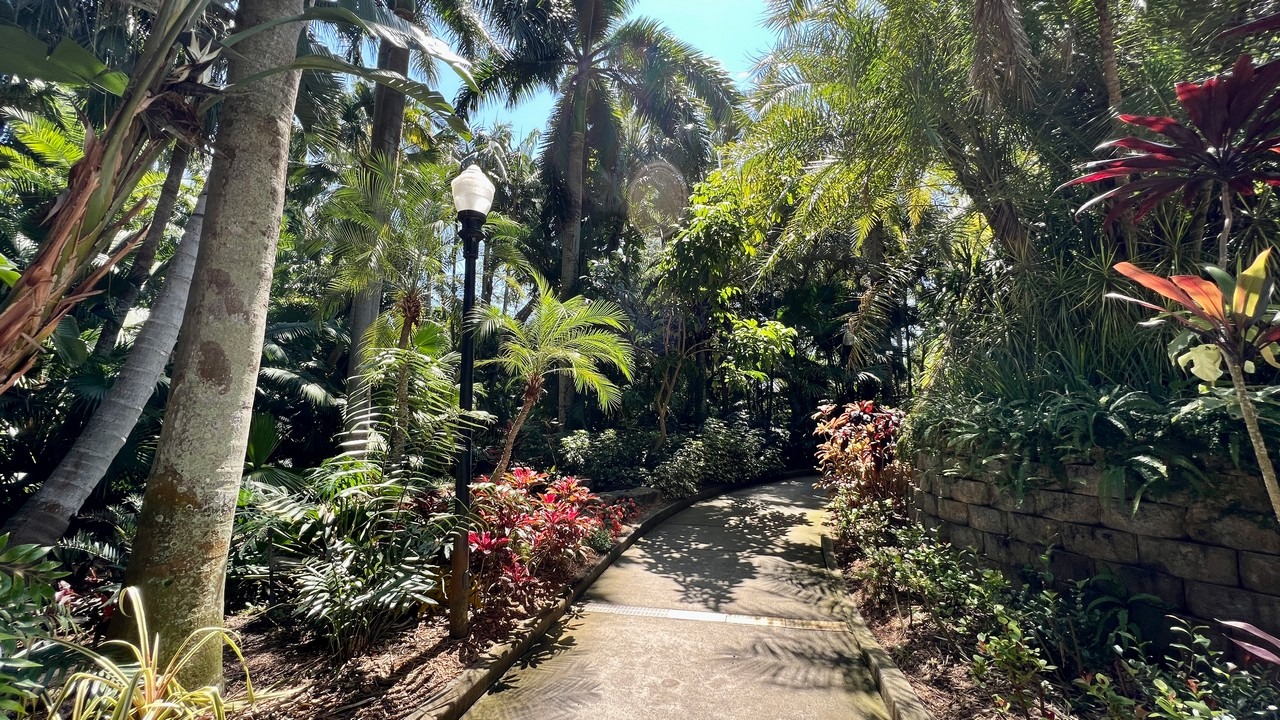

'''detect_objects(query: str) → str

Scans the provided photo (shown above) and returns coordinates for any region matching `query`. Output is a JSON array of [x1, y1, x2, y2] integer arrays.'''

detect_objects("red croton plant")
[[1060, 54, 1280, 265], [1106, 249, 1280, 523]]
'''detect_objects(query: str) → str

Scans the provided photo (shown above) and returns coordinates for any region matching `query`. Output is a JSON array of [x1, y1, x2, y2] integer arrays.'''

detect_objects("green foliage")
[[903, 385, 1256, 502], [233, 457, 446, 657], [650, 417, 782, 498], [0, 534, 69, 716], [42, 587, 263, 720], [559, 428, 656, 491]]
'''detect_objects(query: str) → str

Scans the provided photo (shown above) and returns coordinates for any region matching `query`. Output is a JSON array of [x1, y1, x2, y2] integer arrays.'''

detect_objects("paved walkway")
[[462, 479, 890, 720]]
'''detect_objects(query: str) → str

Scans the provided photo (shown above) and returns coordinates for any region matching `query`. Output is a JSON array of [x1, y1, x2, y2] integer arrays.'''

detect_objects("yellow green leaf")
[[1233, 248, 1272, 320]]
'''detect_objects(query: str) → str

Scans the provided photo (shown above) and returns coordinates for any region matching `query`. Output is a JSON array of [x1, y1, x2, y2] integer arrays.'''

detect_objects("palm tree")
[[456, 0, 740, 300], [121, 0, 307, 688], [476, 276, 634, 482], [314, 156, 456, 464]]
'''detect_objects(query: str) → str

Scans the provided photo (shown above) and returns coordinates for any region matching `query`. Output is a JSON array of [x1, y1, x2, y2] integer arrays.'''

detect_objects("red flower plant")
[[1061, 55, 1280, 263]]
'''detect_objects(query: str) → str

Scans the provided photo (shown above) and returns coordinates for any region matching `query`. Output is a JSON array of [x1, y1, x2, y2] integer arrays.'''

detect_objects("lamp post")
[[448, 164, 495, 639]]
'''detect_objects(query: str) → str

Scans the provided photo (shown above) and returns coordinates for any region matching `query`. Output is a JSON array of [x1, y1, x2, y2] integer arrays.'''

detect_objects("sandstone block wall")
[[913, 452, 1280, 634]]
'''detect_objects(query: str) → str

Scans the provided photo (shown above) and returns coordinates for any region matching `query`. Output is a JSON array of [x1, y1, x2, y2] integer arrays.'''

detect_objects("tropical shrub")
[[650, 417, 782, 498], [559, 428, 657, 490], [812, 401, 911, 511], [1103, 250, 1280, 522], [0, 534, 71, 716], [468, 468, 631, 616], [232, 457, 446, 656], [903, 385, 1255, 502], [40, 587, 263, 720]]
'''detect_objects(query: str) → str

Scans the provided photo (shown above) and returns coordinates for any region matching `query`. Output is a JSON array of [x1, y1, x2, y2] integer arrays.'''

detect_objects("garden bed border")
[[407, 469, 813, 720], [820, 535, 934, 720]]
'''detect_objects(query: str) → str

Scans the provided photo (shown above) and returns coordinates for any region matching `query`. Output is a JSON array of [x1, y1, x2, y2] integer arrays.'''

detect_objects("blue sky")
[[438, 0, 776, 140]]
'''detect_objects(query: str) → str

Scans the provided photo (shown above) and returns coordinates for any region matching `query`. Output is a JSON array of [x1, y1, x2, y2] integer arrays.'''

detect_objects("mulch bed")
[[224, 500, 659, 720], [836, 548, 998, 720]]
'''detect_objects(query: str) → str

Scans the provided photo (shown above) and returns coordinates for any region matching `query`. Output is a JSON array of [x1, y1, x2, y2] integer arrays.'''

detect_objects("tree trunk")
[[1228, 360, 1280, 524], [492, 381, 539, 482], [120, 0, 303, 688], [481, 237, 496, 306], [1095, 0, 1122, 113], [4, 193, 205, 547], [93, 143, 191, 358], [343, 35, 412, 450], [1219, 184, 1235, 267], [388, 303, 419, 467]]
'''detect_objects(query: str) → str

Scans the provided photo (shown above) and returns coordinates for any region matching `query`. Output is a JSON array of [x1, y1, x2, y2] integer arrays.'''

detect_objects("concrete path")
[[462, 479, 890, 720]]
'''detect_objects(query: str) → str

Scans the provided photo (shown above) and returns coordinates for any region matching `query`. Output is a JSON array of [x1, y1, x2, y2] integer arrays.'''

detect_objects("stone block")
[[1214, 472, 1274, 511], [916, 470, 934, 495], [922, 514, 941, 532], [1048, 550, 1096, 583], [1036, 491, 1101, 524], [969, 505, 1008, 535], [949, 478, 990, 505], [985, 534, 1036, 568], [1185, 581, 1280, 637], [1100, 500, 1187, 540], [916, 450, 937, 471], [1185, 507, 1280, 555], [1098, 562, 1184, 608], [938, 498, 969, 524], [948, 524, 985, 553], [1240, 552, 1280, 595], [1062, 524, 1138, 564], [991, 487, 1034, 513], [1008, 512, 1061, 546], [1065, 464, 1103, 495], [1138, 537, 1238, 586], [916, 492, 938, 517]]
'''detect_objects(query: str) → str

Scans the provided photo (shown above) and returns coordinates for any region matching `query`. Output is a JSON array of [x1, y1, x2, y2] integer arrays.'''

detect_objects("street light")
[[448, 164, 495, 639]]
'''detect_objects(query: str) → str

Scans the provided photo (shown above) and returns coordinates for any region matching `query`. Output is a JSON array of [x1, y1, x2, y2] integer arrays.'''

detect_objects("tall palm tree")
[[476, 275, 633, 482], [456, 0, 741, 300], [314, 156, 456, 465], [121, 0, 307, 688]]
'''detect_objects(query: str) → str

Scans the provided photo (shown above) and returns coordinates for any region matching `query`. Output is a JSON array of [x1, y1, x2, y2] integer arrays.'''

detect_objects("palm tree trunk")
[[120, 0, 303, 688], [481, 237, 496, 306], [492, 382, 539, 482], [93, 143, 191, 358], [4, 193, 205, 547], [1228, 360, 1280, 524], [388, 306, 418, 466], [1095, 0, 1122, 113], [343, 34, 412, 451], [1219, 184, 1235, 267]]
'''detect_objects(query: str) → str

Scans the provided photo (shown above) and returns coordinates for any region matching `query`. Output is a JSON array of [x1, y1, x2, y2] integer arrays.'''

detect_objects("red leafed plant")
[[1107, 249, 1280, 522], [812, 401, 911, 508], [1220, 619, 1280, 667], [1060, 54, 1280, 264], [468, 467, 624, 617]]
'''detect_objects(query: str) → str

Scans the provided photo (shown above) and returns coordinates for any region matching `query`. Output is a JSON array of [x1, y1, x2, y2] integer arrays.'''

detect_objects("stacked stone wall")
[[914, 453, 1280, 633]]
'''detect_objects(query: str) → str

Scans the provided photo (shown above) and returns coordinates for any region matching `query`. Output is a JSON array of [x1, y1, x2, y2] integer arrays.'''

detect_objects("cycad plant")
[[476, 276, 635, 482]]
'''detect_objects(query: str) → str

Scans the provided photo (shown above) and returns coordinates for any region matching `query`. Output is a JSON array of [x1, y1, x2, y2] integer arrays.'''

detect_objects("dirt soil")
[[838, 551, 999, 720], [224, 502, 659, 720]]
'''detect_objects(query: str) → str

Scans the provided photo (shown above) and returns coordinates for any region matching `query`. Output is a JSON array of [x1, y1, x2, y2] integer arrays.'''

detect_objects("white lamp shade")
[[451, 165, 496, 216]]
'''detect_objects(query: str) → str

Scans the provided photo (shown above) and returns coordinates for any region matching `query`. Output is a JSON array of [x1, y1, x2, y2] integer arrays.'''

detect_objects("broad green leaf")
[[231, 55, 471, 138], [50, 316, 89, 367], [1177, 344, 1224, 383], [0, 28, 126, 96], [0, 255, 19, 288]]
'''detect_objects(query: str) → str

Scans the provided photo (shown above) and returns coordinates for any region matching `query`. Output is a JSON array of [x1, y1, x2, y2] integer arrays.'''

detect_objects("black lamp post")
[[448, 165, 495, 639]]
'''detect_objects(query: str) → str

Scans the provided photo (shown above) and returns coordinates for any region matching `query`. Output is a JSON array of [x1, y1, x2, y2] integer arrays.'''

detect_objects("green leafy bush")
[[233, 457, 446, 657], [559, 428, 656, 490], [650, 417, 782, 498], [903, 385, 1261, 501], [0, 533, 72, 716]]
